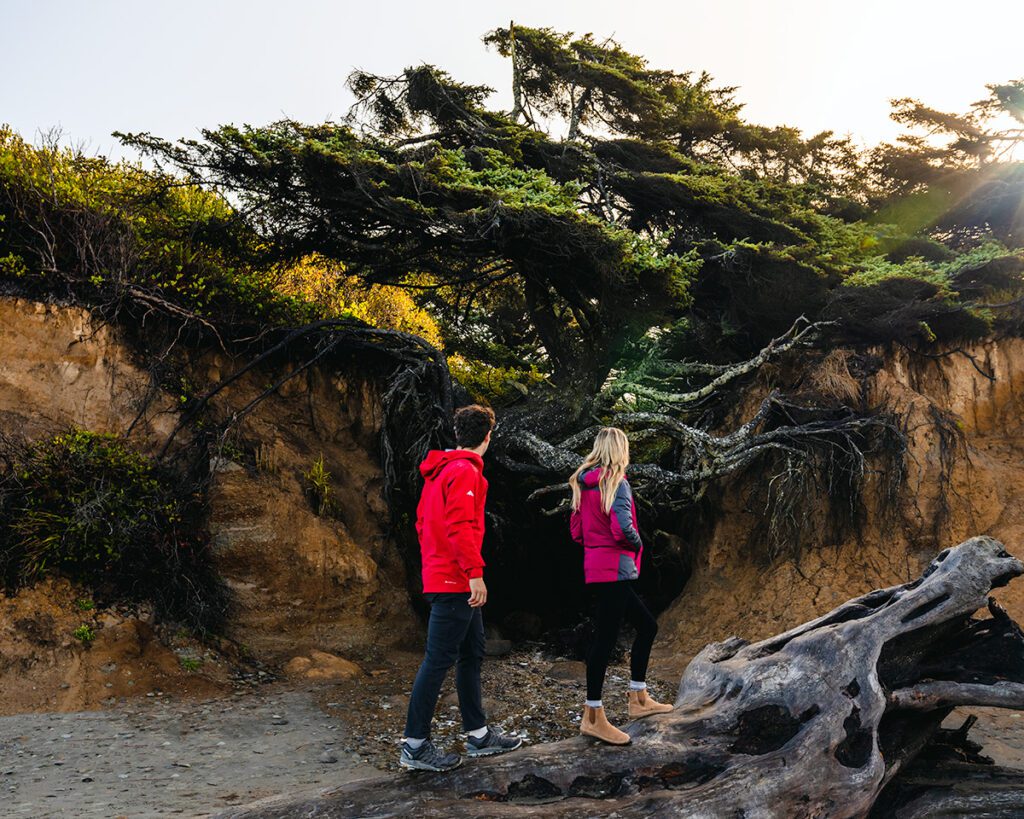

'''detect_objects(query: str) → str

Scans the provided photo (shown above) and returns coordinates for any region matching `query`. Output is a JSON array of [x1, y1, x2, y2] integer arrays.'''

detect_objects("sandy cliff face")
[[200, 364, 412, 659], [7, 295, 1024, 695], [0, 297, 413, 710], [0, 579, 229, 714], [656, 339, 1024, 673], [0, 298, 178, 444]]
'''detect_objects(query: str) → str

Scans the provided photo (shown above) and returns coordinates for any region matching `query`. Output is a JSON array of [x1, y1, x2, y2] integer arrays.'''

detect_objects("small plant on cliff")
[[179, 656, 203, 672], [72, 624, 95, 645], [0, 429, 226, 633], [304, 453, 333, 516], [74, 597, 95, 612]]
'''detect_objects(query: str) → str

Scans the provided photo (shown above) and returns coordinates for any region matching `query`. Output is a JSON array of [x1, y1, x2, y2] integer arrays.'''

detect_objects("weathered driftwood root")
[[220, 536, 1024, 819], [868, 716, 1024, 818]]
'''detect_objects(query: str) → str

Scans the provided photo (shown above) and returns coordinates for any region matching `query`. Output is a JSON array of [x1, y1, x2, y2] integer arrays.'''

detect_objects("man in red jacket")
[[400, 405, 523, 771]]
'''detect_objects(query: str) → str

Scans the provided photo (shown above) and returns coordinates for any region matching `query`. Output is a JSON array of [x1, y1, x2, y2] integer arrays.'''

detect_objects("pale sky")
[[2, 0, 1022, 160]]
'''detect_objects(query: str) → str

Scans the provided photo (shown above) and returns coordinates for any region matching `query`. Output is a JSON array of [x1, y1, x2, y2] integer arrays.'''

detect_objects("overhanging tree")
[[108, 28, 1024, 550]]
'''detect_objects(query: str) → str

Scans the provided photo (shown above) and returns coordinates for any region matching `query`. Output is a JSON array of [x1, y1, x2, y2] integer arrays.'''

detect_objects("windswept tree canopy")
[[869, 80, 1024, 247], [120, 111, 698, 389], [115, 26, 1024, 395], [3, 26, 1024, 567]]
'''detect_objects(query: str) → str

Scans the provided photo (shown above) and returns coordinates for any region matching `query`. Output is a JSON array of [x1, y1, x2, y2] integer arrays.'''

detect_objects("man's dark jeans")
[[404, 592, 486, 740]]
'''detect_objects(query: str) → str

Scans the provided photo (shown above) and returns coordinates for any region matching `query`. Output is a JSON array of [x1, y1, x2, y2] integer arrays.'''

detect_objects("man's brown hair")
[[454, 404, 496, 449]]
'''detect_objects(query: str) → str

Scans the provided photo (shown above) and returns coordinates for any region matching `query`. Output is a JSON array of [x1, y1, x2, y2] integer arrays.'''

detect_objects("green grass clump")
[[72, 624, 95, 645], [0, 428, 226, 633], [304, 453, 333, 516], [179, 656, 203, 672]]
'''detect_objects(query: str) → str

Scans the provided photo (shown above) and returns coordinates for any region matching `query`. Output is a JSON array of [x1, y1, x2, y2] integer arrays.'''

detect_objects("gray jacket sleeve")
[[612, 480, 642, 550]]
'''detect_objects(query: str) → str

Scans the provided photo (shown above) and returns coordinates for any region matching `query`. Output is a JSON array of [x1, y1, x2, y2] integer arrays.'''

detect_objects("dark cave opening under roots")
[[398, 462, 697, 656]]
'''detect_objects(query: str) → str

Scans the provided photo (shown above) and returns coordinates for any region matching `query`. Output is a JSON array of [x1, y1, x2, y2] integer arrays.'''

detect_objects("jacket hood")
[[420, 449, 484, 480], [579, 467, 631, 487]]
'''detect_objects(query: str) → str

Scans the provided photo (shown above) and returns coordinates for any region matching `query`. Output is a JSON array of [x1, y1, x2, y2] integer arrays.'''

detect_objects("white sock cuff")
[[629, 681, 648, 691], [585, 699, 603, 708], [468, 725, 488, 739], [404, 737, 426, 748]]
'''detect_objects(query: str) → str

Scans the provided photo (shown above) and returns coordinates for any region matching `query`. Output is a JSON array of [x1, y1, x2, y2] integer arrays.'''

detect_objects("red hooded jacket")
[[416, 450, 487, 593]]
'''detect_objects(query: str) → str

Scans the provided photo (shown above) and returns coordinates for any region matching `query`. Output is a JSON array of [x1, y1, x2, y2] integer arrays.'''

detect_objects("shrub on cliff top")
[[0, 127, 446, 345], [0, 429, 225, 632]]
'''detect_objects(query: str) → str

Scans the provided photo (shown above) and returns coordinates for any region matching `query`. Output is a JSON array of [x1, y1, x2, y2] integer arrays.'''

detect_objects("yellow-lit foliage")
[[448, 353, 548, 404], [276, 255, 443, 348]]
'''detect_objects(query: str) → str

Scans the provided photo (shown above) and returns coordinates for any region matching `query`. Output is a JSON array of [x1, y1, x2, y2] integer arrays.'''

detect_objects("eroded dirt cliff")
[[657, 339, 1024, 673], [6, 294, 1024, 712], [0, 297, 413, 712]]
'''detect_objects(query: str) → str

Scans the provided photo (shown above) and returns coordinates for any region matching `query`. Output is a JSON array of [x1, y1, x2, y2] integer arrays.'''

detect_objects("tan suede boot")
[[580, 705, 631, 745], [627, 688, 674, 718]]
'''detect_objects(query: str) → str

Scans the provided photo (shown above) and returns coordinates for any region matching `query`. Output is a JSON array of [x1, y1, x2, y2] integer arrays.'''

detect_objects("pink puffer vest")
[[569, 468, 643, 584]]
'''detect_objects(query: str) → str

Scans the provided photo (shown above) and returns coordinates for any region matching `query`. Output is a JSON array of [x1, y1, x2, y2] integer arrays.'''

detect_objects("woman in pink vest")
[[569, 427, 674, 744]]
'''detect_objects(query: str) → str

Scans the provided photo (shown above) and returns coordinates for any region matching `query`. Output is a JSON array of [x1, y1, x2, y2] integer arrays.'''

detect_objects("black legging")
[[586, 580, 658, 701]]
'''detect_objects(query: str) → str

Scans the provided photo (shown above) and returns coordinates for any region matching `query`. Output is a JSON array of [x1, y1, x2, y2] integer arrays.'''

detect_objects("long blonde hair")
[[569, 427, 630, 514]]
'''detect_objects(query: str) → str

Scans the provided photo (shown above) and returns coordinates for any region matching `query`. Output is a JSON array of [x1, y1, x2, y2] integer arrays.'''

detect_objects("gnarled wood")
[[220, 537, 1024, 819], [890, 681, 1024, 711]]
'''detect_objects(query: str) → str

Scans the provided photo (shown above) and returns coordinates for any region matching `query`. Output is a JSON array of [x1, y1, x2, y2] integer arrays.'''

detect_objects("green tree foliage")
[[869, 81, 1024, 246], [119, 112, 698, 388], [485, 24, 862, 202], [111, 27, 1023, 397], [0, 127, 451, 341], [0, 126, 324, 327]]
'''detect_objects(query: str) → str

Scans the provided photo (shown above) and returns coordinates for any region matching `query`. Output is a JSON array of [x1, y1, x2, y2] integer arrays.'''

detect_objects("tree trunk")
[[222, 536, 1024, 818]]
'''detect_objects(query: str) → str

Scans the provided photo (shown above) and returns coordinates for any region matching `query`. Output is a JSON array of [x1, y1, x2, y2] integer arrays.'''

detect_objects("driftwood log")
[[223, 536, 1024, 818]]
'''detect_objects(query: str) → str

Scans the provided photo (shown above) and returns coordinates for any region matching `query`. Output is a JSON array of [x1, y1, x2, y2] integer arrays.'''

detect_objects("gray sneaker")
[[466, 726, 524, 757], [399, 739, 462, 772]]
